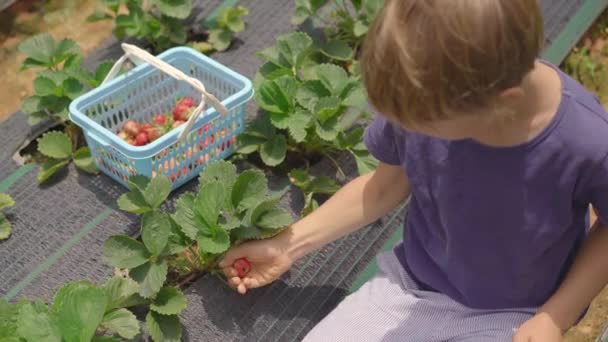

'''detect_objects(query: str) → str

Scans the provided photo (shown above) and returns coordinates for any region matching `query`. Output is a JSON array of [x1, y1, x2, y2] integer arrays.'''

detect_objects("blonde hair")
[[361, 0, 544, 126]]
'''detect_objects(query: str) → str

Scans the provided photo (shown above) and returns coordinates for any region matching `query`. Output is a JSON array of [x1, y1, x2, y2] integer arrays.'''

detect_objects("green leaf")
[[73, 147, 98, 173], [232, 225, 263, 241], [302, 194, 319, 216], [92, 337, 122, 342], [320, 40, 354, 61], [142, 211, 171, 256], [287, 108, 312, 143], [288, 169, 311, 191], [37, 159, 70, 183], [315, 116, 340, 141], [245, 114, 275, 138], [21, 96, 42, 115], [217, 6, 249, 33], [342, 83, 367, 110], [0, 216, 12, 240], [292, 0, 328, 25], [362, 0, 383, 20], [52, 282, 108, 342], [309, 176, 340, 194], [117, 190, 151, 214], [18, 33, 55, 67], [258, 62, 292, 80], [63, 78, 84, 100], [196, 181, 225, 228], [351, 149, 379, 175], [165, 217, 191, 255], [103, 276, 140, 311], [26, 111, 49, 126], [220, 214, 241, 231], [146, 312, 181, 342], [276, 31, 313, 68], [17, 302, 61, 342], [296, 80, 330, 111], [54, 39, 80, 62], [34, 77, 58, 97], [353, 20, 369, 37], [128, 175, 150, 193], [190, 41, 215, 54], [130, 259, 168, 298], [101, 309, 139, 339], [256, 75, 297, 115], [150, 0, 193, 19], [315, 64, 351, 95], [38, 70, 69, 86], [199, 160, 237, 193], [232, 170, 268, 212], [144, 175, 172, 209], [21, 58, 49, 70], [103, 235, 150, 269], [87, 8, 113, 22], [257, 46, 290, 69], [172, 193, 198, 240], [95, 61, 115, 85], [337, 127, 364, 149], [236, 134, 264, 154], [0, 193, 15, 210], [314, 96, 342, 123], [260, 134, 286, 167], [37, 131, 72, 159], [150, 287, 187, 315], [197, 228, 230, 254], [255, 207, 293, 230], [208, 28, 233, 52]]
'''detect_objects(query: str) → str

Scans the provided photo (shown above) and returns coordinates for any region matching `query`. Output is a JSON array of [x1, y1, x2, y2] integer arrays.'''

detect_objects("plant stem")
[[323, 152, 346, 179]]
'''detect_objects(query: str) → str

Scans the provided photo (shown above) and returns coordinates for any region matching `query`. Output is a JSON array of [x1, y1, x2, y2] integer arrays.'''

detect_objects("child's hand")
[[218, 235, 294, 295], [512, 312, 563, 342]]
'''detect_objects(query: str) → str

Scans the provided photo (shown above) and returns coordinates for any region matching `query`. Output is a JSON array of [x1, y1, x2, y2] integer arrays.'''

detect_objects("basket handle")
[[102, 43, 228, 143]]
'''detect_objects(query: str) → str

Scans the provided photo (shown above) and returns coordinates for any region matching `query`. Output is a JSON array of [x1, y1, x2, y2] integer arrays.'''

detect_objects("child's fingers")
[[228, 276, 242, 289], [222, 266, 237, 278], [237, 283, 247, 295], [243, 277, 261, 289]]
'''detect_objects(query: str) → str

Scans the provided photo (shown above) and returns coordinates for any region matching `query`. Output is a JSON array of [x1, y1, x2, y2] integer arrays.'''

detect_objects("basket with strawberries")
[[117, 96, 198, 146]]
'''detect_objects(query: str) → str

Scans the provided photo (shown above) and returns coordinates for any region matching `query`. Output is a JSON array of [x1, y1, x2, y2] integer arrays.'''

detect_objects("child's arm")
[[219, 162, 410, 294], [514, 221, 608, 341]]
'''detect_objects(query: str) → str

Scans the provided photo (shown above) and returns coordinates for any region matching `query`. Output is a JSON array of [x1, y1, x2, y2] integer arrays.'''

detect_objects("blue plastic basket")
[[69, 45, 253, 191]]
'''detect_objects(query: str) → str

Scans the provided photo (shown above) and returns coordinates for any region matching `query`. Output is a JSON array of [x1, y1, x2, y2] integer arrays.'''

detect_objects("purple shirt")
[[364, 63, 608, 309]]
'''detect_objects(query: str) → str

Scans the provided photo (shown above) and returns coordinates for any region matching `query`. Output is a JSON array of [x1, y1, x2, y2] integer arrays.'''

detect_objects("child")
[[220, 0, 608, 340]]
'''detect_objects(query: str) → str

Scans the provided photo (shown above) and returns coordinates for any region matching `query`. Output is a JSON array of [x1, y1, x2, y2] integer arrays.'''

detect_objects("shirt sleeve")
[[363, 116, 402, 166], [587, 154, 608, 225]]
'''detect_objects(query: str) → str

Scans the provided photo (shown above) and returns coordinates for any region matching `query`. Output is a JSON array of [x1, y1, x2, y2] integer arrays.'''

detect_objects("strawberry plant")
[[288, 169, 339, 216], [35, 131, 98, 183], [0, 193, 15, 240], [192, 6, 250, 53], [291, 0, 384, 53], [18, 33, 113, 126], [237, 32, 376, 176]]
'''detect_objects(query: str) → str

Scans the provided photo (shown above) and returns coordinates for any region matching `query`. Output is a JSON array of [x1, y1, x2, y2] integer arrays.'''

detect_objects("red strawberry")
[[145, 127, 162, 141], [135, 132, 149, 146], [126, 138, 136, 146], [233, 258, 251, 277], [173, 104, 191, 121], [118, 131, 129, 141], [123, 121, 140, 137], [153, 114, 167, 125], [173, 120, 185, 128], [178, 97, 195, 108]]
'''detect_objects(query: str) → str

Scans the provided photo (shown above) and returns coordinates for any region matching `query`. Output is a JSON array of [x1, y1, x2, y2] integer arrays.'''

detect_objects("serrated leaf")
[[172, 193, 198, 240], [101, 308, 139, 339], [276, 32, 313, 69], [199, 160, 237, 192], [362, 0, 383, 19], [197, 228, 230, 254], [150, 287, 187, 315], [37, 131, 72, 159], [208, 28, 233, 52], [291, 0, 327, 25], [316, 116, 340, 141], [87, 8, 113, 22], [54, 39, 80, 62], [257, 46, 289, 69], [288, 169, 311, 190], [143, 175, 172, 209], [196, 181, 225, 228], [0, 216, 11, 240], [73, 147, 98, 173], [190, 40, 215, 54], [0, 193, 15, 210], [217, 6, 249, 33], [142, 211, 171, 256], [258, 61, 292, 80], [337, 127, 364, 150], [342, 82, 367, 110], [92, 337, 122, 342], [17, 302, 61, 342], [37, 159, 69, 183], [232, 170, 268, 212], [302, 194, 319, 216], [232, 225, 263, 241], [220, 214, 241, 231], [103, 235, 150, 269], [21, 96, 42, 115], [38, 70, 69, 86], [130, 259, 168, 298], [351, 149, 378, 175], [236, 134, 264, 154], [296, 80, 330, 111], [246, 114, 276, 138], [315, 64, 350, 95], [339, 110, 365, 132], [34, 77, 58, 97], [260, 134, 286, 167], [309, 176, 340, 194], [52, 282, 108, 342], [146, 312, 181, 342], [353, 20, 369, 37], [128, 175, 150, 193], [94, 61, 114, 86], [27, 111, 48, 126], [21, 57, 48, 70], [117, 189, 150, 214], [248, 198, 279, 224], [320, 40, 354, 61], [257, 75, 297, 115], [150, 0, 192, 19], [286, 109, 312, 143], [165, 217, 191, 255], [255, 208, 293, 230], [18, 33, 55, 67], [63, 78, 84, 99], [314, 96, 342, 123], [103, 276, 140, 311]]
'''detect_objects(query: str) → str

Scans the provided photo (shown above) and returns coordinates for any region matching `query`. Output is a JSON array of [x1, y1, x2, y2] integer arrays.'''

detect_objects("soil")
[[0, 0, 114, 122]]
